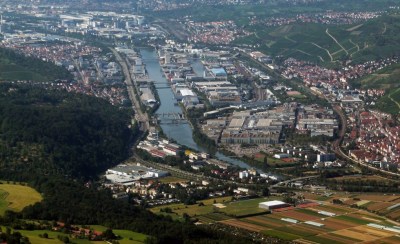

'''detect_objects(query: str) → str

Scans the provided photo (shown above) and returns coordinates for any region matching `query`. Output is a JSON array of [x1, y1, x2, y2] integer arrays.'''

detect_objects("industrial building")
[[106, 163, 169, 184], [258, 200, 291, 210], [192, 80, 241, 107], [140, 87, 157, 107], [218, 106, 295, 145], [297, 119, 338, 137]]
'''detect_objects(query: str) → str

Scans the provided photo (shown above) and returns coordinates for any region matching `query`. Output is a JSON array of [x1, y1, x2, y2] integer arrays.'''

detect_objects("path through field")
[[388, 87, 400, 111], [382, 23, 387, 34], [349, 39, 360, 57], [326, 28, 349, 55], [310, 42, 333, 61], [295, 49, 312, 56]]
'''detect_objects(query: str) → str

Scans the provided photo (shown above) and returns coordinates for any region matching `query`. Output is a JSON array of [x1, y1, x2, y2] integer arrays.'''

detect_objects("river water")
[[140, 48, 264, 172]]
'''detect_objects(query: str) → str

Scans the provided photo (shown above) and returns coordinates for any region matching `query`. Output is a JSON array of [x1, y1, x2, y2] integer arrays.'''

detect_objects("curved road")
[[243, 50, 400, 179], [332, 103, 400, 178]]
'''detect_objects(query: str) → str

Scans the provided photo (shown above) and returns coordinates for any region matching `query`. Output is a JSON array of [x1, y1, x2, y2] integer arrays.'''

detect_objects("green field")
[[158, 176, 188, 183], [334, 215, 371, 225], [0, 183, 42, 215], [220, 198, 270, 217], [3, 228, 88, 244], [150, 196, 232, 220], [304, 235, 343, 244], [6, 226, 148, 244], [255, 154, 298, 168], [374, 87, 400, 114], [196, 212, 233, 223], [90, 225, 148, 243], [150, 197, 271, 219], [262, 229, 300, 241]]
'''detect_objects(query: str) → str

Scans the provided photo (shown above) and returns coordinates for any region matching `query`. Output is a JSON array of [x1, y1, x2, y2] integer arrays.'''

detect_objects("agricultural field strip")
[[220, 204, 400, 242], [303, 215, 398, 242]]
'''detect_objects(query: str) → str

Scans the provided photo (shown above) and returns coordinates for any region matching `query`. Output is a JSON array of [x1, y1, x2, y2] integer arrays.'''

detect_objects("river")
[[140, 48, 267, 172]]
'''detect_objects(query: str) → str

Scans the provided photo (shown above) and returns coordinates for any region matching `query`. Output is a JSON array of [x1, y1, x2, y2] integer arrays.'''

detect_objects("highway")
[[110, 47, 150, 132]]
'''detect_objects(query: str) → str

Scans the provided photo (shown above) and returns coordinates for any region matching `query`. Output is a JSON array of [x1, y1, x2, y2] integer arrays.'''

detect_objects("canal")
[[140, 48, 267, 172]]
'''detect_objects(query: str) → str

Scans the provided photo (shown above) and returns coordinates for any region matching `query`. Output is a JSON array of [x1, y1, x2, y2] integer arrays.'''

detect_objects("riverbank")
[[139, 47, 278, 176]]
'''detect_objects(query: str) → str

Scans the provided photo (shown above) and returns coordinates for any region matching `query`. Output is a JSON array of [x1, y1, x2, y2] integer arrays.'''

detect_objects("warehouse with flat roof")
[[258, 200, 291, 210]]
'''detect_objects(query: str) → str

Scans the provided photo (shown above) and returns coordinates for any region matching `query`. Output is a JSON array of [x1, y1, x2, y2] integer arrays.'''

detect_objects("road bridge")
[[156, 112, 185, 120]]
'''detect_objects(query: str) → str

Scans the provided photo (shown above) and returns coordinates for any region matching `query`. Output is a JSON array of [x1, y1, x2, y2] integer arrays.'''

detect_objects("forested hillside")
[[0, 83, 132, 178], [0, 47, 72, 82]]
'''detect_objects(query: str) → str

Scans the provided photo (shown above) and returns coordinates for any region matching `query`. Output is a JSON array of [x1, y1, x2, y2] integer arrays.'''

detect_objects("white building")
[[239, 171, 249, 179], [258, 200, 290, 210]]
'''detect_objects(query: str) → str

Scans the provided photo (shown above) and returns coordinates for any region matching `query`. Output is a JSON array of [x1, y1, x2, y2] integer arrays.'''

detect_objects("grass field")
[[90, 225, 148, 243], [4, 228, 89, 244], [220, 198, 270, 217], [254, 154, 296, 167], [150, 196, 232, 221], [0, 183, 42, 215], [262, 229, 300, 240], [158, 176, 188, 183], [8, 226, 148, 244]]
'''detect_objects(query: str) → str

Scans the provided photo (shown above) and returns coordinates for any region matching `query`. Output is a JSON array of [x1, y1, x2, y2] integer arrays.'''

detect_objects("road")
[[270, 175, 319, 188], [336, 146, 400, 177], [332, 105, 346, 149], [111, 48, 150, 132], [242, 51, 400, 179], [331, 98, 400, 178], [133, 156, 257, 187]]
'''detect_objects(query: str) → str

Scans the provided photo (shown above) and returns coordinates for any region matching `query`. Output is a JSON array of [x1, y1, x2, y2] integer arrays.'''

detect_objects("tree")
[[261, 187, 270, 197], [263, 156, 268, 165], [183, 213, 191, 223], [102, 229, 117, 240]]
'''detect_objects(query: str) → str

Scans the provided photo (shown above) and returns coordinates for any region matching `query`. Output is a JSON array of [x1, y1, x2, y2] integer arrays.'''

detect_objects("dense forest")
[[0, 83, 132, 178], [0, 83, 255, 243]]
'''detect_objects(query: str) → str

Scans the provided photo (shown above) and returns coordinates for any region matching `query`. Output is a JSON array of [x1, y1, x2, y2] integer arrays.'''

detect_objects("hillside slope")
[[235, 14, 400, 64], [0, 83, 132, 178], [0, 47, 72, 82]]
